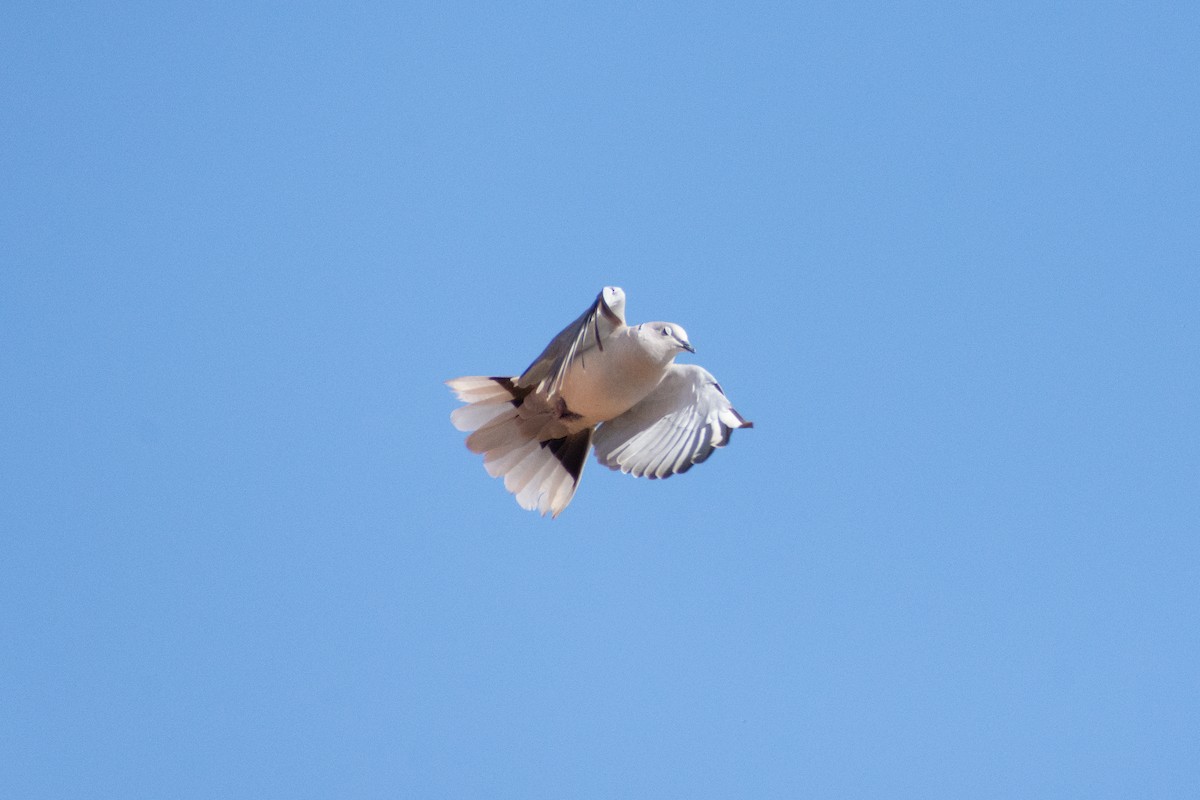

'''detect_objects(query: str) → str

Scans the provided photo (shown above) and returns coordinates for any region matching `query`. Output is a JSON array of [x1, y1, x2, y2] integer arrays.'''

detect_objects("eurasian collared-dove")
[[447, 286, 752, 517]]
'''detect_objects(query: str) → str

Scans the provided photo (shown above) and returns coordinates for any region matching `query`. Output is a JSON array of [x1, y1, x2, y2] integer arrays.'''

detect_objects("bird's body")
[[447, 286, 752, 517], [558, 325, 680, 423]]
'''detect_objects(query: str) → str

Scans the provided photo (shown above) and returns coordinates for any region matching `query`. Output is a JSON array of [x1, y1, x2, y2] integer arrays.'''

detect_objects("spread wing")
[[593, 363, 753, 479], [517, 286, 626, 396]]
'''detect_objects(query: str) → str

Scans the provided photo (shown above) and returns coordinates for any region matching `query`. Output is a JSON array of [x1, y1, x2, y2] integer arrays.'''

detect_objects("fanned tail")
[[446, 377, 593, 517]]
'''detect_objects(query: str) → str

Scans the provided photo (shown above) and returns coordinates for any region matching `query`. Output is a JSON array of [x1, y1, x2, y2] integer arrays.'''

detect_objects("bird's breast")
[[558, 333, 666, 423]]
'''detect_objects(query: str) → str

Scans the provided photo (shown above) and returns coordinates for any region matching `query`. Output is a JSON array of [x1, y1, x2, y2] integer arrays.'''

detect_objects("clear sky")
[[3, 2, 1198, 798]]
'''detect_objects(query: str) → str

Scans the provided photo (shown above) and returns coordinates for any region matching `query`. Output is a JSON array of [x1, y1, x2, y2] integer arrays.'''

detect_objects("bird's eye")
[[662, 327, 671, 336]]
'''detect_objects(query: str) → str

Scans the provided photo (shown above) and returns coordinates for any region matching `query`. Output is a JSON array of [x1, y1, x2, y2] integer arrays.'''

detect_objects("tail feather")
[[446, 377, 593, 517], [546, 465, 579, 514], [446, 376, 519, 404], [447, 376, 523, 433], [466, 413, 524, 454], [451, 401, 515, 433], [504, 445, 552, 496], [483, 436, 537, 478], [511, 454, 561, 506]]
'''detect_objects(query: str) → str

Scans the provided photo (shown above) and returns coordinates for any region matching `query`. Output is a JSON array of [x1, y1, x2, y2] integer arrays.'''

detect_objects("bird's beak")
[[680, 340, 696, 353]]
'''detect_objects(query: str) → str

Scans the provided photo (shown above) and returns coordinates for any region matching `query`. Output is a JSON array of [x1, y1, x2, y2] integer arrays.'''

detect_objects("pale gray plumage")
[[447, 286, 751, 517], [592, 364, 751, 479], [517, 285, 627, 396]]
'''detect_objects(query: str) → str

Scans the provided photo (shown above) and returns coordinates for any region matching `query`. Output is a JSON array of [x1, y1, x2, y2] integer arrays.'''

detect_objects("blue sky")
[[3, 2, 1198, 797]]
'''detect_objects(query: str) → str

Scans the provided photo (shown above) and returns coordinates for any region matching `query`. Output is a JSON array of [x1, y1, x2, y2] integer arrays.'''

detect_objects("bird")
[[446, 286, 753, 517]]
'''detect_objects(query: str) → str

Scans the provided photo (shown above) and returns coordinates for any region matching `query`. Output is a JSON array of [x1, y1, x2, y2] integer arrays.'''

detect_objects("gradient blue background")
[[3, 2, 1198, 797]]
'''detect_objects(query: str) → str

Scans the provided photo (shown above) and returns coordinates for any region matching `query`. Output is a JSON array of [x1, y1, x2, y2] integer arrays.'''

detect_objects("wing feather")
[[593, 364, 752, 479], [516, 287, 626, 396]]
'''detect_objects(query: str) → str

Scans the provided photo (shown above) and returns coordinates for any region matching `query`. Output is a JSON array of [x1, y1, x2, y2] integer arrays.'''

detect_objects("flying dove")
[[447, 286, 752, 517]]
